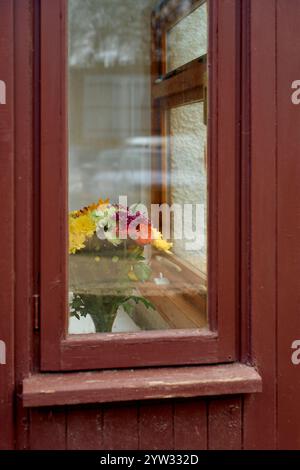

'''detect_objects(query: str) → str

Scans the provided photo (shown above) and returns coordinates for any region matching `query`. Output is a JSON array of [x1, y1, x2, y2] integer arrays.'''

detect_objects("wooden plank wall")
[[276, 0, 300, 450], [29, 399, 242, 450], [1, 0, 300, 450], [0, 0, 15, 451]]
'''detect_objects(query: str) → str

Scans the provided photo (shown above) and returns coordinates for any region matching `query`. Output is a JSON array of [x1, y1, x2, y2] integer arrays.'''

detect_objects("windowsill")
[[22, 363, 262, 408]]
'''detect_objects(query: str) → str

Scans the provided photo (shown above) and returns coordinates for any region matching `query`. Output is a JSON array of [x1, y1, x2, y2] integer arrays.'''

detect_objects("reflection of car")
[[69, 135, 207, 209]]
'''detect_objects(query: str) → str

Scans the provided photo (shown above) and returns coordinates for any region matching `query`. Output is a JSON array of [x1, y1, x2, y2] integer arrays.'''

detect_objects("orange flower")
[[134, 223, 153, 245]]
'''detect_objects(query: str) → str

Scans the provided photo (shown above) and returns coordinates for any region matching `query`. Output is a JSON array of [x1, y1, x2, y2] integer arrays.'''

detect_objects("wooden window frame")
[[40, 0, 241, 371]]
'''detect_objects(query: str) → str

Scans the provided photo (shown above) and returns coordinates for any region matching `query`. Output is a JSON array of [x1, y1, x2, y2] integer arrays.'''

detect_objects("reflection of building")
[[69, 71, 152, 208], [69, 0, 157, 209], [69, 0, 156, 69]]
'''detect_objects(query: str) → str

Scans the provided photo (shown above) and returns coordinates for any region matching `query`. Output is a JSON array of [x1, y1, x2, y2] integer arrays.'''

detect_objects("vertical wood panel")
[[174, 400, 207, 450], [103, 405, 139, 450], [213, 0, 239, 360], [139, 403, 173, 450], [0, 0, 15, 451], [40, 0, 68, 370], [30, 409, 66, 450], [277, 0, 300, 450], [67, 408, 103, 450], [243, 0, 277, 450], [208, 397, 242, 450], [14, 0, 35, 450]]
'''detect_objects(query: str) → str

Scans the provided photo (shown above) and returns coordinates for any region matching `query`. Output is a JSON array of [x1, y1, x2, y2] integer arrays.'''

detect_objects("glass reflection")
[[68, 0, 208, 335]]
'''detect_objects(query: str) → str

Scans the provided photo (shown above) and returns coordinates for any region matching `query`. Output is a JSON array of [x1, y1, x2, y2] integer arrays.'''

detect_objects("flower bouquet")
[[69, 199, 172, 332]]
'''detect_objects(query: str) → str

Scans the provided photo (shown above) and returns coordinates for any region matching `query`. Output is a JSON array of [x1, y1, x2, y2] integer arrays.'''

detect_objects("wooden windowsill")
[[22, 363, 262, 408]]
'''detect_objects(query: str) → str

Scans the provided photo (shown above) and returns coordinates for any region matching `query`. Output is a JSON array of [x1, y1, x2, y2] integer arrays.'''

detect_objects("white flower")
[[95, 206, 121, 245]]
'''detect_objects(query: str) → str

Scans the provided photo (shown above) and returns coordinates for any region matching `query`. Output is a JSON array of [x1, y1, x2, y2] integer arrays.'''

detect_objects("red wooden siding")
[[14, 0, 36, 451], [243, 0, 277, 449], [0, 0, 15, 451], [277, 0, 300, 450], [0, 0, 300, 451], [29, 399, 244, 450]]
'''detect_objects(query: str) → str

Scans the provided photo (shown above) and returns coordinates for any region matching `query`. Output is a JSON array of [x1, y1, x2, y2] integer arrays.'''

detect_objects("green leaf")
[[122, 295, 155, 311], [133, 263, 152, 281], [123, 301, 134, 316]]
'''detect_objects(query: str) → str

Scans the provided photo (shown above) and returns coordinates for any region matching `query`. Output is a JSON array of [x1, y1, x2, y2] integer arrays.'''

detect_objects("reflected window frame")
[[150, 0, 209, 329]]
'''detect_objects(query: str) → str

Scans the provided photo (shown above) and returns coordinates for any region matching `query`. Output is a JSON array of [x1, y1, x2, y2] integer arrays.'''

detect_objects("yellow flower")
[[69, 231, 86, 254], [69, 214, 96, 254], [74, 214, 95, 236], [151, 228, 173, 254], [72, 198, 110, 218]]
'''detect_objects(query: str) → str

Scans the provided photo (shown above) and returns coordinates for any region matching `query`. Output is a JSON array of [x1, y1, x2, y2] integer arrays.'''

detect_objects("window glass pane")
[[68, 0, 208, 335], [167, 2, 208, 72], [168, 102, 207, 273]]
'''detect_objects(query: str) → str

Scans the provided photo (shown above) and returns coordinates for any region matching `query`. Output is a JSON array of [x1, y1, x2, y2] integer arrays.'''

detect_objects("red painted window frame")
[[40, 0, 241, 371]]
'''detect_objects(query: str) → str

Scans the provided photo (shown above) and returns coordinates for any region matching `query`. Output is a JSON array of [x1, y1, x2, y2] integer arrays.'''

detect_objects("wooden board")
[[139, 402, 173, 450], [23, 363, 262, 408], [14, 0, 36, 450], [0, 0, 15, 451], [277, 0, 300, 450], [174, 400, 207, 450], [243, 0, 277, 450], [208, 397, 242, 450], [30, 409, 66, 450]]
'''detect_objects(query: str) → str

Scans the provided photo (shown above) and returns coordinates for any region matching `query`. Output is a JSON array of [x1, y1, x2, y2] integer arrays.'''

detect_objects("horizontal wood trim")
[[23, 363, 262, 408], [59, 330, 222, 371], [158, 87, 204, 110], [152, 59, 206, 100]]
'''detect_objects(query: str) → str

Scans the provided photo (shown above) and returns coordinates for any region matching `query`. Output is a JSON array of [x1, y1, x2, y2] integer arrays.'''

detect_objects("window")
[[68, 0, 208, 335], [40, 0, 240, 371]]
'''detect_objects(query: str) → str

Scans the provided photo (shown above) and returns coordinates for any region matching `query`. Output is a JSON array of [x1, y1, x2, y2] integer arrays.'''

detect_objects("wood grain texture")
[[67, 407, 103, 450], [23, 363, 262, 408], [276, 0, 300, 450], [208, 397, 242, 450], [174, 400, 207, 450], [243, 0, 277, 450], [30, 408, 66, 450], [139, 402, 173, 450], [14, 0, 35, 451], [212, 0, 239, 359], [40, 0, 68, 370], [60, 330, 221, 371], [152, 59, 206, 100], [0, 0, 15, 451], [103, 405, 138, 450]]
